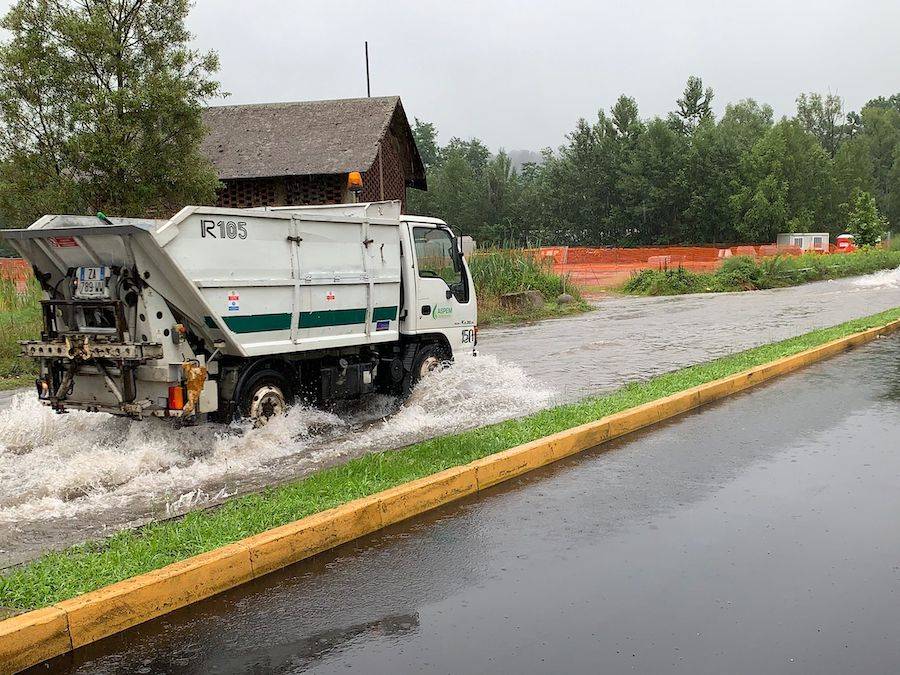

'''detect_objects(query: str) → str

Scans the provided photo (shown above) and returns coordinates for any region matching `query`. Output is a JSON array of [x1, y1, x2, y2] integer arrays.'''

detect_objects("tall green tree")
[[730, 120, 835, 241], [671, 75, 714, 134], [411, 118, 440, 170], [795, 92, 847, 158], [0, 0, 221, 227], [856, 103, 900, 223], [719, 99, 774, 152], [618, 118, 689, 243]]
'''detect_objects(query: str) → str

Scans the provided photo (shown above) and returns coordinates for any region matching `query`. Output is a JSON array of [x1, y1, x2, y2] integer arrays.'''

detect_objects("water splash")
[[0, 355, 554, 532], [852, 265, 900, 289]]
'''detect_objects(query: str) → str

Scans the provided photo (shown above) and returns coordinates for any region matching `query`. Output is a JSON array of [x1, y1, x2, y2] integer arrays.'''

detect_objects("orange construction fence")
[[0, 258, 30, 293], [533, 245, 838, 289]]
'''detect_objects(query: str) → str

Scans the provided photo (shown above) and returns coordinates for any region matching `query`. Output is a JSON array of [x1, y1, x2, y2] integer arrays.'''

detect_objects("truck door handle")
[[287, 236, 303, 244], [421, 305, 431, 316]]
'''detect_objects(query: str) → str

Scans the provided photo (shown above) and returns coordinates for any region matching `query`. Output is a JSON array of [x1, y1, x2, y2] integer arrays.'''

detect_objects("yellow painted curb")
[[56, 540, 254, 649], [2, 317, 898, 672], [245, 495, 384, 578], [0, 607, 70, 675]]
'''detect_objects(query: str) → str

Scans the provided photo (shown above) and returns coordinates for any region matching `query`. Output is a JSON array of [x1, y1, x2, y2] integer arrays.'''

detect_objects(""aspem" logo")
[[432, 306, 453, 318]]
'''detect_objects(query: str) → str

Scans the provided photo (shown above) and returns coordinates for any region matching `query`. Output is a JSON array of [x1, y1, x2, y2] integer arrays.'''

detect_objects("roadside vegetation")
[[0, 277, 39, 390], [2, 307, 898, 611], [623, 248, 900, 296], [469, 249, 590, 324]]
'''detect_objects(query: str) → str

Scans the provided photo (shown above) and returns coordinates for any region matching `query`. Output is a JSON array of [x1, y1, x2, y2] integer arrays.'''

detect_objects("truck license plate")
[[75, 266, 108, 298]]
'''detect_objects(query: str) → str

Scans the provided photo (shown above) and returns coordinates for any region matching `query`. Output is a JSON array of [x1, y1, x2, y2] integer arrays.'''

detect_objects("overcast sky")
[[6, 0, 900, 151]]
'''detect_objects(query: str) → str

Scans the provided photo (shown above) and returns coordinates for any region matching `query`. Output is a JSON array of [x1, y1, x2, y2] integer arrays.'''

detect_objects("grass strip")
[[2, 307, 898, 610]]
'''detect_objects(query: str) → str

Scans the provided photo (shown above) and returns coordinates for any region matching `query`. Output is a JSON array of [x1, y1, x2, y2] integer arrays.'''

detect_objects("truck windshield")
[[413, 226, 468, 303]]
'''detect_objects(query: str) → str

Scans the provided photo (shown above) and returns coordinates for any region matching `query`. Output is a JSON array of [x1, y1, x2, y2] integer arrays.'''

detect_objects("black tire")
[[401, 344, 448, 397], [237, 368, 292, 426]]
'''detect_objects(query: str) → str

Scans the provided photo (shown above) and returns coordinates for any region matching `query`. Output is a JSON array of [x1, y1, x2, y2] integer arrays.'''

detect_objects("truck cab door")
[[408, 223, 477, 354]]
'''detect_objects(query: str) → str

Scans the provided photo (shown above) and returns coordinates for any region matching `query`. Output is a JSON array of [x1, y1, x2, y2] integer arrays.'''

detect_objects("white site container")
[[776, 232, 830, 252]]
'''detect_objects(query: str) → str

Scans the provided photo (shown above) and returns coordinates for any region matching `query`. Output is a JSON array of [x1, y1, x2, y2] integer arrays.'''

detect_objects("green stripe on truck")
[[219, 307, 400, 333], [299, 308, 366, 328], [222, 313, 292, 333], [372, 306, 398, 322]]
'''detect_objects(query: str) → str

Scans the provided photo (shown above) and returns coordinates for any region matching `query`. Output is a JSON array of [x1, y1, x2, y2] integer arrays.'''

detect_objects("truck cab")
[[1, 202, 477, 424], [401, 217, 477, 363]]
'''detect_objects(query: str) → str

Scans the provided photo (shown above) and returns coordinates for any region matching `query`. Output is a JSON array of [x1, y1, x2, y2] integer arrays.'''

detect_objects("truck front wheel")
[[402, 344, 448, 396], [238, 369, 291, 426]]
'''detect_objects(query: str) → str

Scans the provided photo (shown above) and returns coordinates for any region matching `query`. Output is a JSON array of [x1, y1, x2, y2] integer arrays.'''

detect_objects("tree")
[[864, 94, 900, 114], [618, 118, 689, 243], [832, 136, 874, 201], [672, 75, 714, 133], [856, 104, 900, 220], [845, 189, 888, 245], [795, 92, 847, 158], [719, 99, 773, 152], [610, 95, 642, 140], [0, 0, 221, 227], [730, 120, 835, 241], [443, 137, 491, 179], [411, 118, 440, 170]]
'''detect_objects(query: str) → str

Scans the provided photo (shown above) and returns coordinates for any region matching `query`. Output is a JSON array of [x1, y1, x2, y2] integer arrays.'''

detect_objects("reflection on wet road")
[[38, 333, 900, 674], [1, 270, 898, 567]]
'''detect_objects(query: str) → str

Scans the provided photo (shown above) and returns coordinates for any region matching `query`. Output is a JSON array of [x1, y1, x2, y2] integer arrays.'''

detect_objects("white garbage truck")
[[1, 201, 477, 424]]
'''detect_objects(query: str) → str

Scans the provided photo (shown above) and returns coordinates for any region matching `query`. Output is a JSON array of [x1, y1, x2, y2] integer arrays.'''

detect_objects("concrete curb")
[[2, 318, 898, 673]]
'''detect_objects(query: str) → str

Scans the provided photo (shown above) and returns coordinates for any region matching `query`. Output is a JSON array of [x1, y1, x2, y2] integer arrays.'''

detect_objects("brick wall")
[[215, 174, 347, 208], [360, 129, 407, 208]]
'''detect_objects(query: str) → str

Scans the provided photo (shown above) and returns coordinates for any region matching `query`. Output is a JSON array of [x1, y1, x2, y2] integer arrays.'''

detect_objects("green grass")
[[0, 278, 41, 389], [2, 307, 898, 611], [469, 248, 590, 324], [623, 248, 900, 296]]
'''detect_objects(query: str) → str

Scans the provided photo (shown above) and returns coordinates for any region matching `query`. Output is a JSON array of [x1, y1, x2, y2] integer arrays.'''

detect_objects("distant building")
[[776, 232, 829, 252], [200, 96, 426, 209]]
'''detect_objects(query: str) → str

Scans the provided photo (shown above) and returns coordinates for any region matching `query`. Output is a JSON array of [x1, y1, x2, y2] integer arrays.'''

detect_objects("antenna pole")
[[365, 41, 371, 97]]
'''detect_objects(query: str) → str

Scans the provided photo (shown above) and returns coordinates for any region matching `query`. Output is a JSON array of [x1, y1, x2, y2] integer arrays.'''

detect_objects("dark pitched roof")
[[200, 96, 426, 188]]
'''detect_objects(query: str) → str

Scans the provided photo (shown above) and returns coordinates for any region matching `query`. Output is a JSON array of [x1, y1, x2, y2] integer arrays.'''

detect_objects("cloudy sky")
[[6, 0, 900, 151]]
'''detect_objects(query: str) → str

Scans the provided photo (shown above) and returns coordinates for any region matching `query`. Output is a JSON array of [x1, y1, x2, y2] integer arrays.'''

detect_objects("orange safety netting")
[[0, 258, 30, 293], [533, 245, 831, 289]]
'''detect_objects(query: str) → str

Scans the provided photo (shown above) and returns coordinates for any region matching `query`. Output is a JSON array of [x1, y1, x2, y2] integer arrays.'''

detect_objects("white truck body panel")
[[11, 202, 407, 358]]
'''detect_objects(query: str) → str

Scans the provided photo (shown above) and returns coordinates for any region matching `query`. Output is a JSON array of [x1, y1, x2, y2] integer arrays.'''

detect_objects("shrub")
[[468, 249, 579, 301], [846, 189, 889, 246], [623, 267, 705, 295], [718, 255, 763, 289]]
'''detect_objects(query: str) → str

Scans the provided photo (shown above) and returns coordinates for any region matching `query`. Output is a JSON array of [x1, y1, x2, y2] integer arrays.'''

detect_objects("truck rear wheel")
[[238, 369, 291, 426]]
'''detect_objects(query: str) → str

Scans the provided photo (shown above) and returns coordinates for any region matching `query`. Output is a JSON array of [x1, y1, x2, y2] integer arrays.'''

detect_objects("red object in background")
[[835, 234, 856, 253]]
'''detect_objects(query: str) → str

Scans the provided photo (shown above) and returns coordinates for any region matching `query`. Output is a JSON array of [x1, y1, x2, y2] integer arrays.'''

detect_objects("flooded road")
[[36, 330, 900, 674], [1, 269, 899, 567]]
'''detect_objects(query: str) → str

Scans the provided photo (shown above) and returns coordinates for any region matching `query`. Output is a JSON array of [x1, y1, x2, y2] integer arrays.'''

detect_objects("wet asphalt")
[[33, 332, 900, 674]]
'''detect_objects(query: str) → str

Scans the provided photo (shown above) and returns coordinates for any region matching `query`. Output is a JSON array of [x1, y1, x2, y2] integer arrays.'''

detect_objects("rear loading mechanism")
[[2, 202, 478, 424]]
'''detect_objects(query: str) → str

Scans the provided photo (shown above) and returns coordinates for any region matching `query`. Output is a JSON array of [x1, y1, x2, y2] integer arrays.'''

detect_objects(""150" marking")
[[201, 219, 248, 240]]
